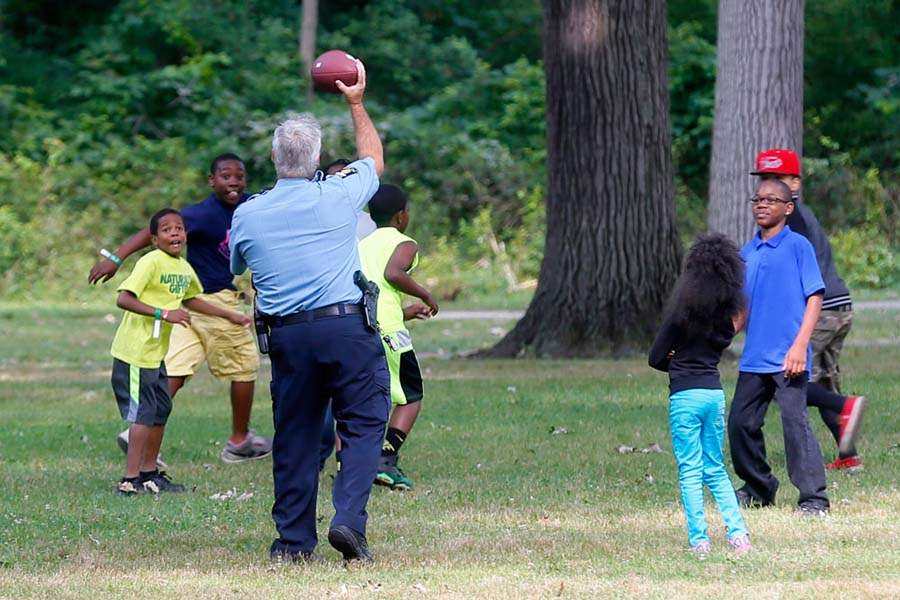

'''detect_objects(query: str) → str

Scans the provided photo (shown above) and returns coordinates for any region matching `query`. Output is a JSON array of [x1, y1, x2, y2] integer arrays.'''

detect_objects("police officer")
[[229, 59, 389, 563]]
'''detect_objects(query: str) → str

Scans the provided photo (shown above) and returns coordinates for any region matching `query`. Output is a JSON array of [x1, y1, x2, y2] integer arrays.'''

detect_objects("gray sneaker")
[[221, 429, 273, 464], [117, 429, 169, 470]]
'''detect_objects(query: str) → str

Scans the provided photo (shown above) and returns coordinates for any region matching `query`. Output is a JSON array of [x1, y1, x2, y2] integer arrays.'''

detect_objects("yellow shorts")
[[165, 289, 260, 381]]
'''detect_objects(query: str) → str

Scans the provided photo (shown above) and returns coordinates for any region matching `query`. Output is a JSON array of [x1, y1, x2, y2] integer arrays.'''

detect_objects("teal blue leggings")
[[669, 388, 749, 546]]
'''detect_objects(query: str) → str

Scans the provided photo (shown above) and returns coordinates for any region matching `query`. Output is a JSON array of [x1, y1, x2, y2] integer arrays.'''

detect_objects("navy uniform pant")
[[727, 371, 829, 509], [267, 313, 390, 554]]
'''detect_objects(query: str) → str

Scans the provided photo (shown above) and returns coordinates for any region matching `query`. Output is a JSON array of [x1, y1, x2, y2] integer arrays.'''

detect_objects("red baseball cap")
[[750, 148, 801, 176]]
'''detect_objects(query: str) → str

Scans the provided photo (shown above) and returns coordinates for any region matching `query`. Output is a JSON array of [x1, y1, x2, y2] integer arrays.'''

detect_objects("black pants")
[[806, 382, 854, 457], [267, 314, 390, 554], [728, 372, 829, 509]]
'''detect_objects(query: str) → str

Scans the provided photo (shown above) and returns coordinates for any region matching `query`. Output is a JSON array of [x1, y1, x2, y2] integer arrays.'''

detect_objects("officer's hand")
[[229, 312, 252, 327], [88, 260, 119, 284], [422, 293, 439, 317], [165, 309, 192, 327], [336, 59, 366, 105], [403, 303, 432, 321]]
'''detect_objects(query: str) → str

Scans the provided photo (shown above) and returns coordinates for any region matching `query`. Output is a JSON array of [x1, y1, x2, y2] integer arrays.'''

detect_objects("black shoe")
[[735, 488, 772, 508], [328, 525, 373, 563], [141, 470, 186, 493], [117, 478, 143, 496]]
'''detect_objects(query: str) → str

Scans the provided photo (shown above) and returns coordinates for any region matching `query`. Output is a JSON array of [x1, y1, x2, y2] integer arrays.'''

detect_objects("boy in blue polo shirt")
[[727, 178, 830, 515]]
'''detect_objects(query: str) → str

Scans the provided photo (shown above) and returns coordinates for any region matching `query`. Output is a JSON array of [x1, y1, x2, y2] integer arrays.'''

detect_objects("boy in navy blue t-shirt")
[[728, 179, 830, 515], [89, 154, 271, 466]]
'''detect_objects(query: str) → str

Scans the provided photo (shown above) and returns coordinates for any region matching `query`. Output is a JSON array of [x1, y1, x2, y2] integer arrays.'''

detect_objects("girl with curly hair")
[[649, 233, 751, 556]]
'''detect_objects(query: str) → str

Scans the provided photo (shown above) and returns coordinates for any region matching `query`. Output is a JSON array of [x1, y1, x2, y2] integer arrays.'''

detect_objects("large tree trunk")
[[483, 0, 681, 358], [299, 0, 319, 103], [707, 0, 805, 242]]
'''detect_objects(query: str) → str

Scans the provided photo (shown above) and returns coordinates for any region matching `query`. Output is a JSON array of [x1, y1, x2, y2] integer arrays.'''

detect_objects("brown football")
[[310, 49, 358, 94]]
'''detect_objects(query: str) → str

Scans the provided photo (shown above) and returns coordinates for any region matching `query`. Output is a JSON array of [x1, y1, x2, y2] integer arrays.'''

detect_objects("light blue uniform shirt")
[[739, 225, 825, 374], [229, 157, 380, 315]]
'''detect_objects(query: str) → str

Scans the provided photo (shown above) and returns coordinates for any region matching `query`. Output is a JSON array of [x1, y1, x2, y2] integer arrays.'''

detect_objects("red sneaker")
[[825, 455, 863, 472], [838, 395, 866, 455]]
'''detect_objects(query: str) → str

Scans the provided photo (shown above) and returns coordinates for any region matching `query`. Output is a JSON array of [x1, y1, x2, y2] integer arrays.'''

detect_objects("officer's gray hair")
[[272, 114, 322, 179]]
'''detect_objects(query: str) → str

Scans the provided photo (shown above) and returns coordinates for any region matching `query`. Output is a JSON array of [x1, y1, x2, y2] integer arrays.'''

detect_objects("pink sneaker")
[[728, 533, 752, 555]]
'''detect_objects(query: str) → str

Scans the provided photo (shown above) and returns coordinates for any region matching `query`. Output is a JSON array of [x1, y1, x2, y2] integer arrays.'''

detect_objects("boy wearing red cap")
[[751, 149, 866, 471]]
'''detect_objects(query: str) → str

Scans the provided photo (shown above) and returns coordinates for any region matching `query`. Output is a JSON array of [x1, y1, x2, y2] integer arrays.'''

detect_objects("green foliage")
[[321, 0, 480, 109], [831, 226, 898, 289], [668, 21, 717, 240], [0, 0, 897, 298], [805, 0, 900, 167]]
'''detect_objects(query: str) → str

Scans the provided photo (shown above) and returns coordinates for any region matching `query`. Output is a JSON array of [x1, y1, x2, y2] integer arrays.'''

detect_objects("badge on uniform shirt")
[[334, 167, 358, 178]]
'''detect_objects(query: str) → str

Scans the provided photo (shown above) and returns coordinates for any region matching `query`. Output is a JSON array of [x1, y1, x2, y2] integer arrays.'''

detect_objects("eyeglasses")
[[748, 196, 790, 206]]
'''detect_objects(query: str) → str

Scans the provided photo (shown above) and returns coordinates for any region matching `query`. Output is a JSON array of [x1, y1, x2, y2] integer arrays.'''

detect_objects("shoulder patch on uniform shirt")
[[246, 187, 272, 202], [333, 167, 358, 178]]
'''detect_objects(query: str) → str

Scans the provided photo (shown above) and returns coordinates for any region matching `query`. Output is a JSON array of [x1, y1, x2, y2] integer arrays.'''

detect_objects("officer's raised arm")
[[336, 59, 383, 177]]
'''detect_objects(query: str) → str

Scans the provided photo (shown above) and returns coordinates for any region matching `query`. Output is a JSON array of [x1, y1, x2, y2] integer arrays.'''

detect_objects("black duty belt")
[[264, 303, 363, 327], [823, 304, 852, 313]]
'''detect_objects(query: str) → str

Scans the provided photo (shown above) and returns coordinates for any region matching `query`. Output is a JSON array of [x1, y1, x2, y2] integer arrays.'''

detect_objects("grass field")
[[0, 303, 898, 599]]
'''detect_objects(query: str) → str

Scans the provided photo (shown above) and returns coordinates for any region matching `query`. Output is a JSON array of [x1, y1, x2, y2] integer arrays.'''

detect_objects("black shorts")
[[111, 358, 172, 426], [397, 350, 423, 405]]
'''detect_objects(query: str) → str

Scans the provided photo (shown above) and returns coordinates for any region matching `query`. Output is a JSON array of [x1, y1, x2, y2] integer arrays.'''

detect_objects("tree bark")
[[483, 0, 681, 358], [299, 0, 319, 103], [707, 0, 805, 242]]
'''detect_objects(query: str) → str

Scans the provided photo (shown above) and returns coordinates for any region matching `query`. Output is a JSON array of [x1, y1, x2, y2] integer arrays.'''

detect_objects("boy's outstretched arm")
[[403, 303, 432, 321], [385, 241, 438, 316], [783, 292, 823, 378], [183, 297, 251, 327], [116, 291, 191, 327], [89, 228, 152, 284]]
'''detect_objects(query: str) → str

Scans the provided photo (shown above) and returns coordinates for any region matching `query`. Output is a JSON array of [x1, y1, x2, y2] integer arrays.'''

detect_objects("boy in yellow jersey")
[[358, 185, 438, 490], [111, 208, 251, 495]]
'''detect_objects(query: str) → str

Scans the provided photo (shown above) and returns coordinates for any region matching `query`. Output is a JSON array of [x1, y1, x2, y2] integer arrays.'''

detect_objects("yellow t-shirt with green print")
[[110, 249, 203, 368]]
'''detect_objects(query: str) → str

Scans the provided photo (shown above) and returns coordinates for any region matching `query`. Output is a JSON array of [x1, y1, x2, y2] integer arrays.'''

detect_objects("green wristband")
[[100, 248, 123, 266], [154, 307, 162, 320]]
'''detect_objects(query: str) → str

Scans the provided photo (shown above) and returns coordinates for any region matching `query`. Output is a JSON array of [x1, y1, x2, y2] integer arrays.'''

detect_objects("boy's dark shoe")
[[374, 454, 414, 491], [328, 525, 373, 563], [735, 487, 773, 508], [141, 471, 186, 494], [117, 478, 143, 496]]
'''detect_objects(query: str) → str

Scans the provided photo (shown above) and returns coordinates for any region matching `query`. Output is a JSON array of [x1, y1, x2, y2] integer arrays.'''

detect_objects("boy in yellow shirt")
[[111, 208, 250, 495], [358, 185, 438, 490]]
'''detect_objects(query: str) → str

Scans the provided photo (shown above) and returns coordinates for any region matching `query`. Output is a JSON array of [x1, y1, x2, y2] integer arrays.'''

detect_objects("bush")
[[831, 226, 898, 289]]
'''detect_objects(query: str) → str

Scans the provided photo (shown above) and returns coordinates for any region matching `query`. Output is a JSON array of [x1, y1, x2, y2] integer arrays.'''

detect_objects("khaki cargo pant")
[[810, 309, 853, 393]]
